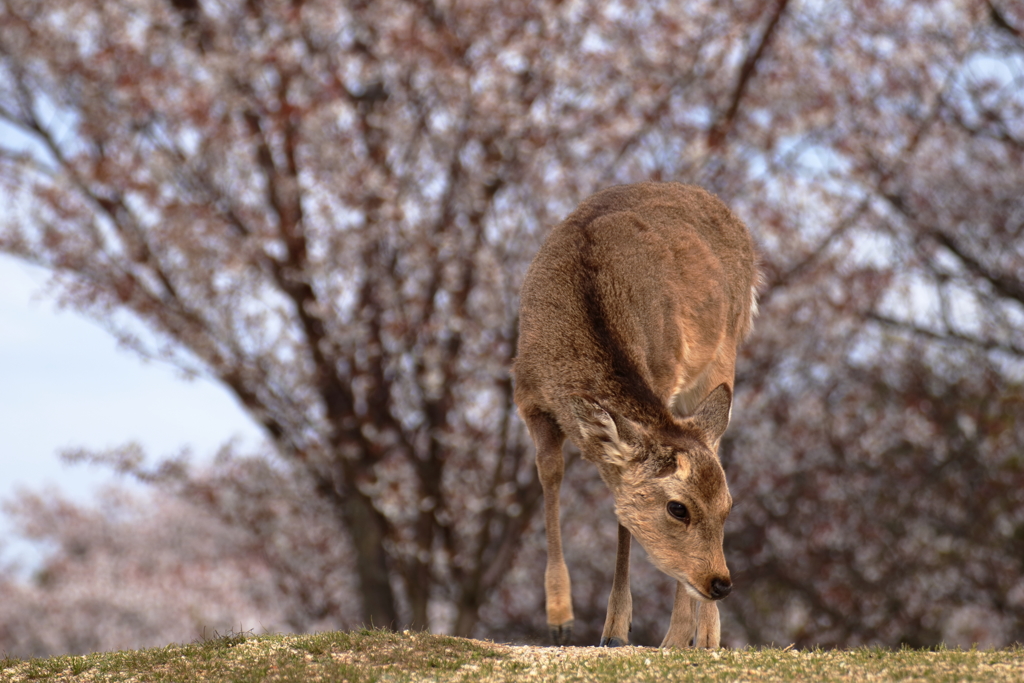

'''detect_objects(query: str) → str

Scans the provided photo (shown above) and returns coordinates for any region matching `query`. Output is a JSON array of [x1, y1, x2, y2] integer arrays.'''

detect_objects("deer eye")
[[667, 501, 690, 524]]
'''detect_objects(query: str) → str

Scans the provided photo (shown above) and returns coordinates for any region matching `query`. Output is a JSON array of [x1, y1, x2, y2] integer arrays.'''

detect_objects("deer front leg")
[[527, 411, 573, 645], [661, 581, 721, 648], [600, 523, 632, 646], [693, 600, 721, 648]]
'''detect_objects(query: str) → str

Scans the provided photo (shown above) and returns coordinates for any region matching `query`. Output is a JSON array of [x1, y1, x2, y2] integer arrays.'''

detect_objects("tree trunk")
[[338, 487, 399, 629], [453, 590, 481, 637], [407, 562, 431, 631]]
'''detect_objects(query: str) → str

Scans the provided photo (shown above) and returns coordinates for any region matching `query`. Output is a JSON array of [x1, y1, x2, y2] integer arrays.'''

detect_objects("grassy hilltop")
[[3, 629, 1023, 682]]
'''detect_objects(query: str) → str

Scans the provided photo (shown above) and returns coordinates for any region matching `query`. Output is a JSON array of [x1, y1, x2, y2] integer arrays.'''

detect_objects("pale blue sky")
[[0, 255, 263, 566]]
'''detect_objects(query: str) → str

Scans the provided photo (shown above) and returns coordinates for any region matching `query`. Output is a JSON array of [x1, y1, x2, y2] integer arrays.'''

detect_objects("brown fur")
[[513, 182, 759, 648]]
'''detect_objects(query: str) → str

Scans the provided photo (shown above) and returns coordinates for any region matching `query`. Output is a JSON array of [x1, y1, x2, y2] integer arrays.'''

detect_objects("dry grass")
[[2, 628, 1022, 682]]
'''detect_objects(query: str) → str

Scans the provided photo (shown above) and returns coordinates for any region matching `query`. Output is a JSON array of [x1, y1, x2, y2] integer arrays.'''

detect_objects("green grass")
[[2, 629, 1023, 682]]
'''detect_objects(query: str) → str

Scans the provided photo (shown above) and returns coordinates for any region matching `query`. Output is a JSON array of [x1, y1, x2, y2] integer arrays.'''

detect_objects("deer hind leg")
[[661, 582, 721, 649], [526, 410, 574, 645], [600, 523, 633, 646]]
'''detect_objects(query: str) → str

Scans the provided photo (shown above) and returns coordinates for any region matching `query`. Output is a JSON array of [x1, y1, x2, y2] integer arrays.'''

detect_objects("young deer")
[[513, 182, 759, 648]]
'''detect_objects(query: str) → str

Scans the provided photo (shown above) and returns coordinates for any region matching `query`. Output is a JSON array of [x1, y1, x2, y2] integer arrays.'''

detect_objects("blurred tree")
[[0, 449, 341, 657], [711, 0, 1024, 647], [1, 0, 1022, 654]]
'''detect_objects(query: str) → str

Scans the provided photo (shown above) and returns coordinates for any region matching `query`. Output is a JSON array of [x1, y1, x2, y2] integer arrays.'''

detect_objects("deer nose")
[[709, 576, 732, 600]]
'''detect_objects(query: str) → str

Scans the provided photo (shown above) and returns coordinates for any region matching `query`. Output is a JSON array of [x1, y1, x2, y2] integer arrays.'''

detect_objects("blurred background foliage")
[[1, 0, 1022, 656]]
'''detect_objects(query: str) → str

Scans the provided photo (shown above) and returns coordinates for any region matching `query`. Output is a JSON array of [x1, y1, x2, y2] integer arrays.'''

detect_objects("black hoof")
[[549, 621, 574, 646], [599, 636, 626, 647]]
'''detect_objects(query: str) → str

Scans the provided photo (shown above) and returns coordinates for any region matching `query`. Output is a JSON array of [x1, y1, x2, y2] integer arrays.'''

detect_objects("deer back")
[[514, 182, 758, 441]]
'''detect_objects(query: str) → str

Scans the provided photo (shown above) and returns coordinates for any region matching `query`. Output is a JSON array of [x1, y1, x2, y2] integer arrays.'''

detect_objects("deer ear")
[[568, 396, 636, 467], [692, 383, 733, 445]]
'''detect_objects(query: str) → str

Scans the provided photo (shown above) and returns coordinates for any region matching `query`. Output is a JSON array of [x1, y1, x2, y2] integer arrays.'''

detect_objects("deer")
[[512, 182, 759, 649]]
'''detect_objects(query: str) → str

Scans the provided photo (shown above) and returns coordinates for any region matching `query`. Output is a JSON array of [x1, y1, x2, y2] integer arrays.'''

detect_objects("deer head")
[[570, 384, 734, 602]]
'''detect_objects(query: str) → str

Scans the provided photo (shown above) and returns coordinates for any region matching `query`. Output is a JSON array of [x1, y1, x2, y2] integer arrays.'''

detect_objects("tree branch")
[[881, 191, 1024, 309], [707, 0, 791, 150], [866, 312, 1024, 357]]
